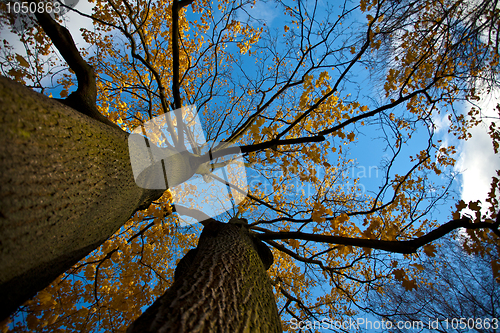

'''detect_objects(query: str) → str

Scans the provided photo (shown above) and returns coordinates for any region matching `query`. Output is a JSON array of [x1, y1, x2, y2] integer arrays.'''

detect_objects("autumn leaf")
[[337, 213, 349, 224], [468, 200, 481, 211], [392, 268, 406, 281], [289, 239, 300, 249], [402, 278, 418, 291], [7, 68, 24, 82], [411, 263, 424, 271], [26, 313, 38, 330], [452, 200, 468, 219], [37, 290, 53, 306], [15, 54, 30, 68], [423, 244, 437, 257]]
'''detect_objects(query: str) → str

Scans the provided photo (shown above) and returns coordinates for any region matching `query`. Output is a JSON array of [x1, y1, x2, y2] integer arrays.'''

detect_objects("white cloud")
[[455, 92, 500, 206], [433, 112, 451, 134]]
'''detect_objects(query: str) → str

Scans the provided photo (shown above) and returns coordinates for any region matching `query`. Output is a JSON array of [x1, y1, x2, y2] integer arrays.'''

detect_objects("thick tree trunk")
[[0, 76, 163, 320], [127, 220, 282, 333]]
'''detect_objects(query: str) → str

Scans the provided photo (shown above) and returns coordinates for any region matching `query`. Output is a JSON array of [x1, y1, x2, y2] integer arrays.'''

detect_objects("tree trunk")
[[127, 220, 282, 333], [0, 76, 163, 320]]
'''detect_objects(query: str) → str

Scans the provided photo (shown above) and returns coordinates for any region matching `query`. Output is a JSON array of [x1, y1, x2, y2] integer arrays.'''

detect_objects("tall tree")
[[0, 74, 163, 322], [126, 218, 282, 333], [0, 0, 499, 331]]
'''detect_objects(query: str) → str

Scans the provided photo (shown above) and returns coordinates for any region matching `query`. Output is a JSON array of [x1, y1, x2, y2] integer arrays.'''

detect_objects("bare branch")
[[256, 217, 499, 254], [32, 4, 119, 128]]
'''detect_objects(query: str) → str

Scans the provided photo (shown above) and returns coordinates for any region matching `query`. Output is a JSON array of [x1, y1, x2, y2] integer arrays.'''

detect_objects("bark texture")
[[0, 76, 163, 320], [127, 220, 282, 333]]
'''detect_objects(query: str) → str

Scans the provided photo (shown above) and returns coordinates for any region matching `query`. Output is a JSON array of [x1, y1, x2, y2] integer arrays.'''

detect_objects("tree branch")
[[32, 5, 119, 128], [256, 217, 499, 254], [209, 134, 325, 159], [171, 0, 194, 148]]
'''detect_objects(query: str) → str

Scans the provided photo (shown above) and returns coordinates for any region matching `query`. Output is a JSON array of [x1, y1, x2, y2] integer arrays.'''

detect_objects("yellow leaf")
[[84, 264, 94, 279], [47, 314, 59, 325], [79, 307, 89, 317], [468, 200, 481, 211], [337, 213, 349, 224], [289, 239, 299, 249], [360, 105, 368, 112], [7, 68, 24, 82], [38, 290, 52, 306], [423, 244, 436, 257], [411, 263, 424, 271], [393, 268, 405, 281], [15, 53, 29, 68], [350, 46, 356, 54], [26, 313, 38, 330], [360, 0, 366, 12], [402, 278, 418, 291]]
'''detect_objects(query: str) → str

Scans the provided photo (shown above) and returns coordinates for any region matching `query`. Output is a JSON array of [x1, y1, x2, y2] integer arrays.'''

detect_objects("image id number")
[[6, 1, 61, 14], [442, 318, 499, 330]]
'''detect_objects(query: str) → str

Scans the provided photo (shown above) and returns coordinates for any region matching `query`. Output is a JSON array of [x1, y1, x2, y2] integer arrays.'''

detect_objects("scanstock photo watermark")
[[289, 317, 500, 331], [246, 161, 380, 198], [129, 105, 248, 226]]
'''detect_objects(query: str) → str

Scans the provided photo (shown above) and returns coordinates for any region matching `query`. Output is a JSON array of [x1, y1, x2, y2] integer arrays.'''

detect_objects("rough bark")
[[127, 220, 282, 333], [0, 76, 164, 320]]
